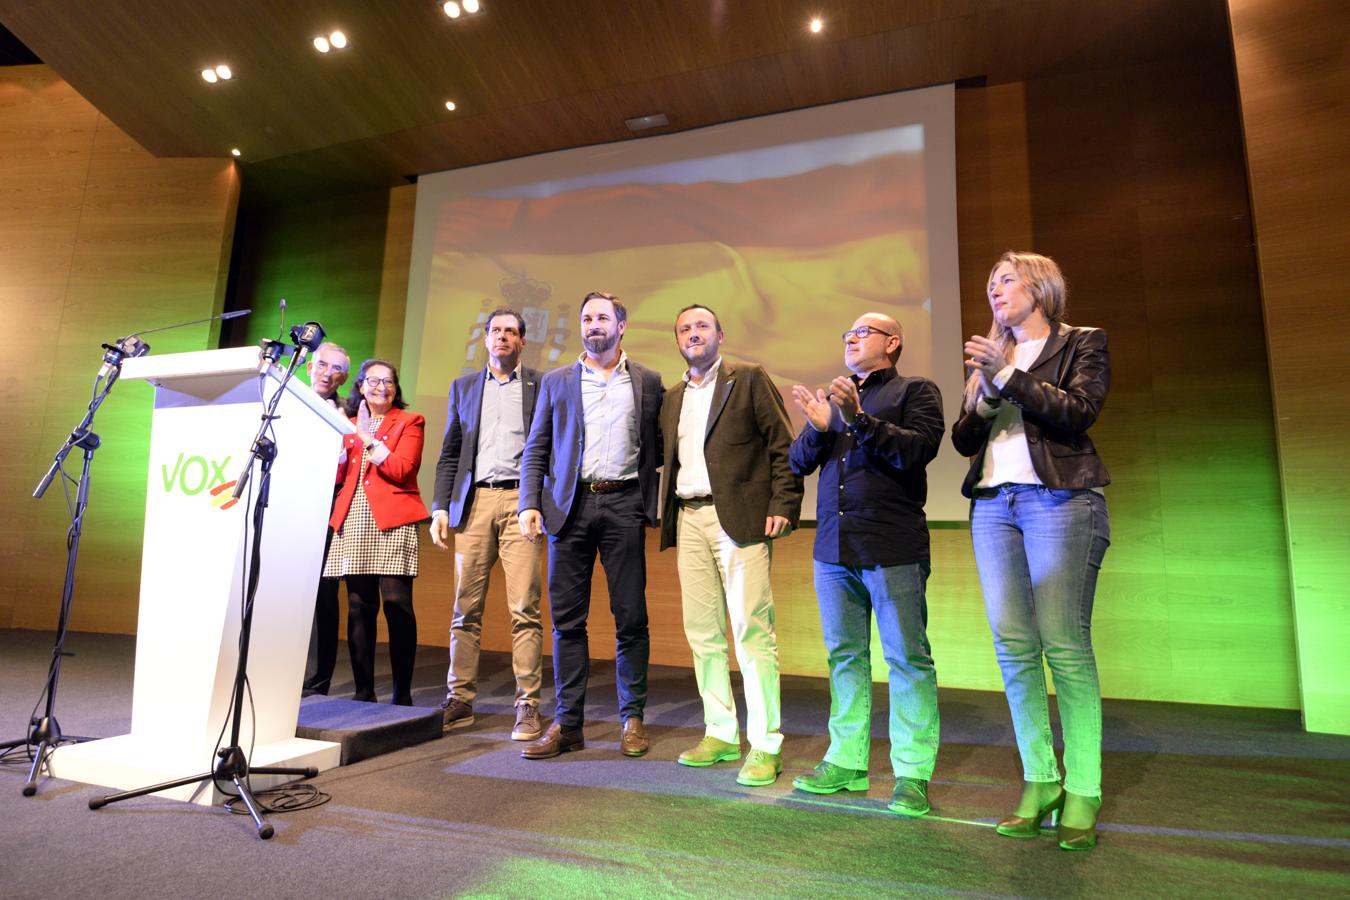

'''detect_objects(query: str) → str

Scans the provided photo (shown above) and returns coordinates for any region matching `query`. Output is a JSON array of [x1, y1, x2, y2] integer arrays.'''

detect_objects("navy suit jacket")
[[519, 356, 664, 536], [432, 365, 541, 528]]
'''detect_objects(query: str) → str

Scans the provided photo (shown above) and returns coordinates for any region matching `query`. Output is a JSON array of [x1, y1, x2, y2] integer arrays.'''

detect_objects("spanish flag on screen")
[[420, 139, 931, 409]]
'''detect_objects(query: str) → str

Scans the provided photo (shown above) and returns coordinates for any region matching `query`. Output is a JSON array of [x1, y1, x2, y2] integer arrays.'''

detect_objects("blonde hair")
[[962, 251, 1067, 411]]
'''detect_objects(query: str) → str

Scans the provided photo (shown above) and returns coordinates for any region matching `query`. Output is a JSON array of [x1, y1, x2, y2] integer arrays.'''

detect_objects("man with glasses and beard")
[[518, 291, 664, 760]]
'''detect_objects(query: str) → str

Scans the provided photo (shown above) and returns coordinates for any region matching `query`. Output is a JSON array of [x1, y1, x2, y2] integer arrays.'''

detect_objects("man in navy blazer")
[[518, 291, 664, 759], [431, 307, 545, 742]]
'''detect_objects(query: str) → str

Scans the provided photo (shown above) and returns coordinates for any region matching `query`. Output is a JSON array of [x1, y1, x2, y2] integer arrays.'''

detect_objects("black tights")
[[346, 574, 416, 705]]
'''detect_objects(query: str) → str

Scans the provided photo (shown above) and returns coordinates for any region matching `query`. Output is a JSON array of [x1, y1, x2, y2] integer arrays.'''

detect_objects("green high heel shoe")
[[995, 782, 1065, 838], [1057, 792, 1103, 851]]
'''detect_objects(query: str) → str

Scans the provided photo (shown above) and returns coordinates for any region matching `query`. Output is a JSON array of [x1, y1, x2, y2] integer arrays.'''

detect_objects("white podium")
[[52, 346, 352, 804]]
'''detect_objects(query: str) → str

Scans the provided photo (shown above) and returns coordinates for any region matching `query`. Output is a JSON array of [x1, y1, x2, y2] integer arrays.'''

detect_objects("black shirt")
[[789, 367, 944, 567]]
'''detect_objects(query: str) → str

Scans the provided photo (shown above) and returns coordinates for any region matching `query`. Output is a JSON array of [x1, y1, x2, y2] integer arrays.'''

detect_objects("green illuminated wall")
[[1230, 0, 1350, 734], [226, 185, 414, 381]]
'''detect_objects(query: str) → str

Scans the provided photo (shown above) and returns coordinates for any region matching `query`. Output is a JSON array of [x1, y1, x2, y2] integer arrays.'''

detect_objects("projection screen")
[[406, 83, 967, 521]]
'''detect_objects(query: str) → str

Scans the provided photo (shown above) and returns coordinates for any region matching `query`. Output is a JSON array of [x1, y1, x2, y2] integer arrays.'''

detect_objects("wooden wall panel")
[[0, 65, 238, 634], [952, 55, 1295, 709], [1229, 0, 1350, 733]]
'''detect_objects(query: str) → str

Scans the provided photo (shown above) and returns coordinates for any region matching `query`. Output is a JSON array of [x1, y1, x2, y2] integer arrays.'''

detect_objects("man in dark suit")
[[659, 305, 802, 786], [517, 291, 664, 759], [430, 307, 544, 742]]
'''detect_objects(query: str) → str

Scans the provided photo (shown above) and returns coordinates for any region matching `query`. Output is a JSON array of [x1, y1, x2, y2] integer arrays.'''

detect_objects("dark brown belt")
[[582, 479, 637, 494], [475, 479, 519, 490], [678, 495, 714, 506]]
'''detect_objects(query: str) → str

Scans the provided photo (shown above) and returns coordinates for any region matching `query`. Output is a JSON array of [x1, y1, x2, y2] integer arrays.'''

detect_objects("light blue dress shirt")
[[578, 351, 639, 482]]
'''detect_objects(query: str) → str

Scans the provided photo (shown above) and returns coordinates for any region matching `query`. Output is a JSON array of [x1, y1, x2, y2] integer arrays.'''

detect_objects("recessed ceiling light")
[[625, 112, 669, 132], [809, 17, 823, 33], [231, 148, 241, 157], [201, 68, 218, 83], [463, 0, 480, 12], [443, 1, 461, 17], [313, 35, 331, 52], [214, 64, 232, 80], [330, 30, 348, 49], [445, 100, 457, 111]]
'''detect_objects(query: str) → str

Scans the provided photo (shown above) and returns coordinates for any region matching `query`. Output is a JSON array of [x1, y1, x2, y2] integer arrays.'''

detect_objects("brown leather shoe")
[[520, 723, 584, 760], [619, 718, 649, 757]]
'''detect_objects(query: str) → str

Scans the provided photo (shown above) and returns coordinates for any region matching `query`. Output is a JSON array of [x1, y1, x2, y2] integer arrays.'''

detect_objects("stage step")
[[297, 697, 441, 765]]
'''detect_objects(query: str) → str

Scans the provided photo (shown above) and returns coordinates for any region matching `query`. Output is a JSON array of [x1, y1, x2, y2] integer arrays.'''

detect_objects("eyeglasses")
[[841, 325, 897, 342], [363, 377, 396, 387], [313, 361, 346, 373]]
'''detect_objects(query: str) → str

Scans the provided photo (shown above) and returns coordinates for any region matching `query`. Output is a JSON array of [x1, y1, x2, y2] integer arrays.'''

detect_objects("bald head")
[[843, 312, 903, 375]]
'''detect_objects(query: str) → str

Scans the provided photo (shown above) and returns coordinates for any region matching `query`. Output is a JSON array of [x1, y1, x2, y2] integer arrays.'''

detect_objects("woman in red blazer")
[[323, 358, 429, 705]]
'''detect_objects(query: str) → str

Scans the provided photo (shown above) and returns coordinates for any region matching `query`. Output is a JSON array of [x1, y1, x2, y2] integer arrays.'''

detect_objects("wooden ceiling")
[[1, 0, 1231, 201]]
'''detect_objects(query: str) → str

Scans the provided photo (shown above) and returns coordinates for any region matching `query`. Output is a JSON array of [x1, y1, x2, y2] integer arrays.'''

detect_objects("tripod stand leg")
[[23, 739, 51, 797], [87, 770, 215, 810], [231, 774, 274, 839]]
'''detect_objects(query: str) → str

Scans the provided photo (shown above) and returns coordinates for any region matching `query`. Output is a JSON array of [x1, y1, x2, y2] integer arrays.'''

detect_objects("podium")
[[51, 347, 352, 805]]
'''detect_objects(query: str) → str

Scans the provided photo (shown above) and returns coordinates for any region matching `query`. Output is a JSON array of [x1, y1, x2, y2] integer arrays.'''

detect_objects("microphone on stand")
[[98, 336, 150, 379], [288, 321, 326, 367]]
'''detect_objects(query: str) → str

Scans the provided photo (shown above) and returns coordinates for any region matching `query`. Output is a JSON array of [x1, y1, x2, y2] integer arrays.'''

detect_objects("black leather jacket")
[[951, 324, 1111, 497]]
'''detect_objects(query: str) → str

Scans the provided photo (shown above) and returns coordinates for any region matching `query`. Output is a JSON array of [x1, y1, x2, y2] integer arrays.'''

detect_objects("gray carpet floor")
[[2, 629, 1348, 899]]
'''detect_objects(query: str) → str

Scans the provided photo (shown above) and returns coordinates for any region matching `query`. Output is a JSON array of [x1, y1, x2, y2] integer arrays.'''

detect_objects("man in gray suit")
[[659, 304, 802, 786], [431, 307, 544, 742], [518, 291, 664, 759]]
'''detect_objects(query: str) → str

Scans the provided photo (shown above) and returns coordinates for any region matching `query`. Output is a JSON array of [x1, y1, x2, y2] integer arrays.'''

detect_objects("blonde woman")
[[951, 252, 1111, 850]]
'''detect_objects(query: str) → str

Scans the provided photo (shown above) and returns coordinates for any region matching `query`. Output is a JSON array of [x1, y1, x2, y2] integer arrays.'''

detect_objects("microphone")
[[276, 298, 287, 340], [288, 321, 326, 367], [98, 336, 150, 379], [256, 339, 288, 374]]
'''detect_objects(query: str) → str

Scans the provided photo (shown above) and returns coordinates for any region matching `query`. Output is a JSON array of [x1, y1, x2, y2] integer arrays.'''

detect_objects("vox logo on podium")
[[161, 452, 233, 501]]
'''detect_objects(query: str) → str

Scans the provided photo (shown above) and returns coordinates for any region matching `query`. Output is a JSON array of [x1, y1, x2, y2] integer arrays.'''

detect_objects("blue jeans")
[[813, 560, 939, 779], [971, 485, 1110, 798]]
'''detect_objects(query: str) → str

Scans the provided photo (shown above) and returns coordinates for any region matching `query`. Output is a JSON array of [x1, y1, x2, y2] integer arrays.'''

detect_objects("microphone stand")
[[0, 367, 122, 794], [88, 347, 317, 839]]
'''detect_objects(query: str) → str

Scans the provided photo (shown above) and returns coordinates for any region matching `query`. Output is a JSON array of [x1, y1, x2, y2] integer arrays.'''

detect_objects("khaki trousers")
[[677, 501, 783, 754], [448, 486, 544, 705]]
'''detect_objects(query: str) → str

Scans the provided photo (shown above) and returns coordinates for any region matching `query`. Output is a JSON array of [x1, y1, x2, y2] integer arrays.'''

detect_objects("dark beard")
[[583, 332, 618, 354]]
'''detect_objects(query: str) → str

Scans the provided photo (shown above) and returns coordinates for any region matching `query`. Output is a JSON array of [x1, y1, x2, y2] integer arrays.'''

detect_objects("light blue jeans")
[[813, 560, 939, 780], [971, 484, 1110, 798]]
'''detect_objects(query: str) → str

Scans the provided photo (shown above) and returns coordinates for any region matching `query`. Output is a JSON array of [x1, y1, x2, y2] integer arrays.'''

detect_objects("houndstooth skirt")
[[322, 428, 419, 578]]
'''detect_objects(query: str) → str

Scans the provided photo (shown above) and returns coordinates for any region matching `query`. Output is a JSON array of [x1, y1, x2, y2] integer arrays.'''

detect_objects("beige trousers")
[[677, 500, 783, 754], [448, 486, 544, 705]]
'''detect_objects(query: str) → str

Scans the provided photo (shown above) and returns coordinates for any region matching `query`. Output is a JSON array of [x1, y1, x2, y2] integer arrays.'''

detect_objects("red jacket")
[[331, 407, 430, 531]]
